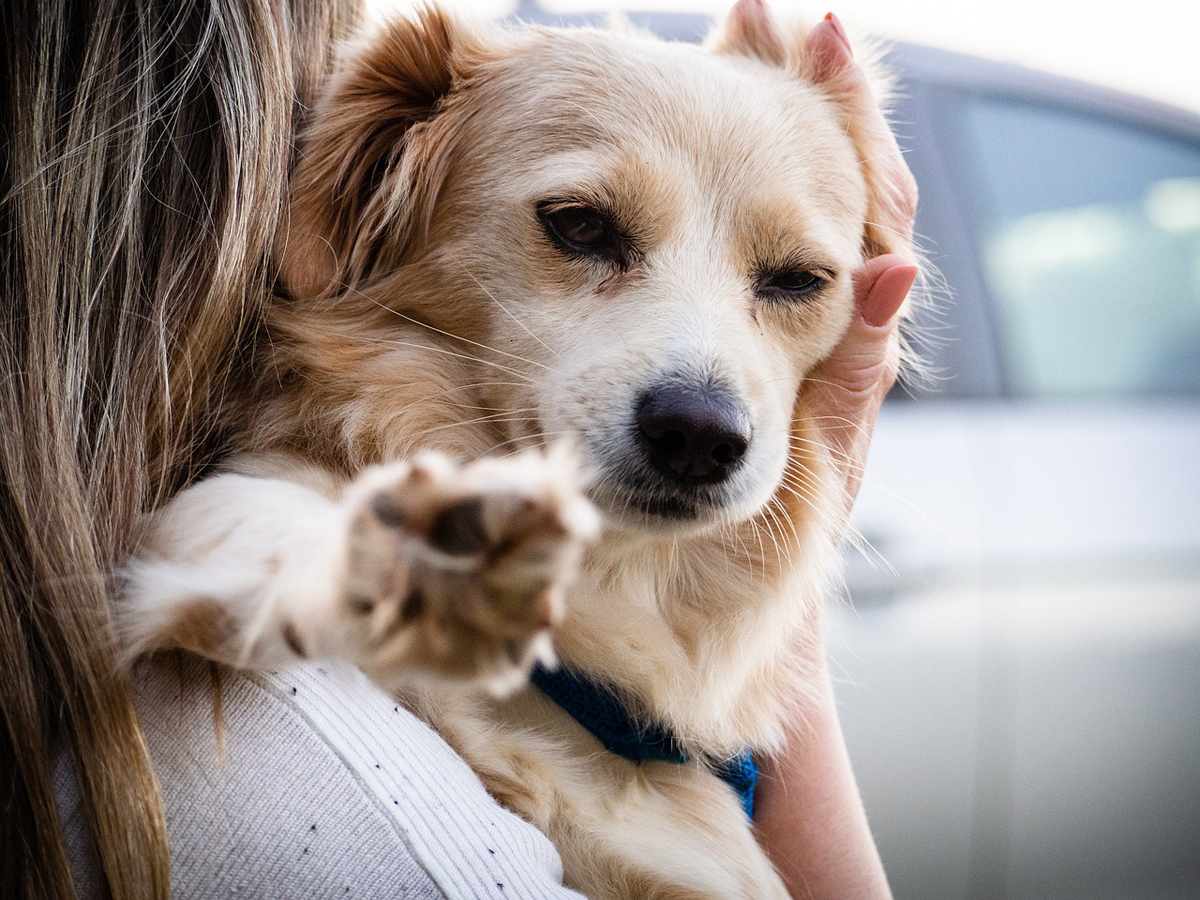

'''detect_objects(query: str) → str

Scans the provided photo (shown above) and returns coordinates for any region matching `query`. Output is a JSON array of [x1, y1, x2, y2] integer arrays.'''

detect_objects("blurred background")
[[371, 2, 1200, 898]]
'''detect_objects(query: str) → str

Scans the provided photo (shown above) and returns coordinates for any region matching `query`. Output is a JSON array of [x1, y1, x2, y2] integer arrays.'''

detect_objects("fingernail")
[[862, 264, 918, 327], [824, 12, 853, 56]]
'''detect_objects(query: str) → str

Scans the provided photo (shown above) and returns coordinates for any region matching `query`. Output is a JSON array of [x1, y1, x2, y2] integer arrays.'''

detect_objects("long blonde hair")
[[0, 0, 358, 895]]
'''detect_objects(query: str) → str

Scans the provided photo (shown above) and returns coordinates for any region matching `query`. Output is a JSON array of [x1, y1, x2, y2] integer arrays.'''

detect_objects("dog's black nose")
[[636, 383, 751, 485]]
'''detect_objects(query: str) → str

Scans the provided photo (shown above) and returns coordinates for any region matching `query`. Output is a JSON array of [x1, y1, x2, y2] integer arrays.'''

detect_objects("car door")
[[831, 60, 1200, 900]]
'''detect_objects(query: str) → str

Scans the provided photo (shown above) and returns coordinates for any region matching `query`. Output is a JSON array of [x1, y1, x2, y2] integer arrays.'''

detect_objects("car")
[[831, 41, 1200, 900], [511, 5, 1200, 897]]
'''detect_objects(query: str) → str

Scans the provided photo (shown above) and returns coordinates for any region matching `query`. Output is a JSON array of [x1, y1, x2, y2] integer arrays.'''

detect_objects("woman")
[[0, 1, 916, 897]]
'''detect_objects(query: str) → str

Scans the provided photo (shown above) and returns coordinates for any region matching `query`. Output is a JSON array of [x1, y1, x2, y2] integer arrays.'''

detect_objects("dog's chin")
[[588, 480, 762, 538]]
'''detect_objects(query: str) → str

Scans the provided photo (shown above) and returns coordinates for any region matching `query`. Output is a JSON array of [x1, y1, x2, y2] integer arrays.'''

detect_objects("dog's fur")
[[119, 3, 912, 897]]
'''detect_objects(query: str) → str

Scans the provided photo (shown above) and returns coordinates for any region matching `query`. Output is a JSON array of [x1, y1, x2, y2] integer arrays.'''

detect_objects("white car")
[[831, 42, 1200, 900]]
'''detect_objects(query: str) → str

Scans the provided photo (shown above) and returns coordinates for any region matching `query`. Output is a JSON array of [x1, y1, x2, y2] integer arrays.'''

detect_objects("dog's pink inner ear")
[[801, 14, 856, 87], [708, 0, 786, 66], [798, 15, 916, 258], [278, 7, 462, 300]]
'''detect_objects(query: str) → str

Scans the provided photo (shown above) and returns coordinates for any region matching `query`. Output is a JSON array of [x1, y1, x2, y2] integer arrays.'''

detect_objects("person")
[[0, 1, 917, 897]]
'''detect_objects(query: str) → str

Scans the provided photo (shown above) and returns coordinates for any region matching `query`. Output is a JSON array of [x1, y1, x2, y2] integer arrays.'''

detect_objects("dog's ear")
[[278, 8, 477, 299], [797, 14, 916, 258], [706, 0, 786, 65], [710, 4, 916, 260]]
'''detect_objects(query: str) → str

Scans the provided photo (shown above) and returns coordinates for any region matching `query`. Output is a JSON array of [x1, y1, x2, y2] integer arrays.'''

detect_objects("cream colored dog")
[[120, 2, 913, 896]]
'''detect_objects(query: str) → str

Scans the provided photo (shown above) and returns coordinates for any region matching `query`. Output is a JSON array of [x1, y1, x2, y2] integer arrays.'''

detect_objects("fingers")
[[808, 257, 917, 506], [854, 254, 918, 329], [828, 255, 917, 399]]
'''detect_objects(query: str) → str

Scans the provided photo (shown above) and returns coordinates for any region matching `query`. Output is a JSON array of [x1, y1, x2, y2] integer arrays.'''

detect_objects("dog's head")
[[280, 1, 912, 534]]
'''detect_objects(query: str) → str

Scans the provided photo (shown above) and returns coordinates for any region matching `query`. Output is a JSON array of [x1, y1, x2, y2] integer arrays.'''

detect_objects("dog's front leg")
[[118, 450, 598, 693]]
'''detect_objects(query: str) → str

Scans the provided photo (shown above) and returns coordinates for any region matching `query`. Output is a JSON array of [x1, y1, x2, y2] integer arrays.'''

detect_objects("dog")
[[119, 2, 913, 896]]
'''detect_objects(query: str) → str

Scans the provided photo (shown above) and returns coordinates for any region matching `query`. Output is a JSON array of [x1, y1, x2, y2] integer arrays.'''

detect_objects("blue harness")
[[530, 664, 758, 819]]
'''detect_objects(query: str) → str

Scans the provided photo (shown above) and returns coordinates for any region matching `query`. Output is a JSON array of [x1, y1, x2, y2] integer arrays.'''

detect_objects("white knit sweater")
[[56, 655, 585, 899]]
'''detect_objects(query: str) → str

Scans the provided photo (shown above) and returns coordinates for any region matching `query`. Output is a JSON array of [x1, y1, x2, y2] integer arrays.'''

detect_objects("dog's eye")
[[537, 203, 626, 265], [757, 269, 827, 302]]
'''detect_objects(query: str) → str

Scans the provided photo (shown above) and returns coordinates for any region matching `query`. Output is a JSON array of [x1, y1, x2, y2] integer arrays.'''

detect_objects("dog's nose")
[[636, 383, 751, 485]]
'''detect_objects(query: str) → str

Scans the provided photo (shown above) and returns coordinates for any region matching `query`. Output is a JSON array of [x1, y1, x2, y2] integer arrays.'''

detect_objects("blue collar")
[[530, 664, 757, 819]]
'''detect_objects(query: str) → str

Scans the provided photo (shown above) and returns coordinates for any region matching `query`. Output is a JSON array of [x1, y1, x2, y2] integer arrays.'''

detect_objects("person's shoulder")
[[61, 654, 585, 899], [128, 655, 443, 897]]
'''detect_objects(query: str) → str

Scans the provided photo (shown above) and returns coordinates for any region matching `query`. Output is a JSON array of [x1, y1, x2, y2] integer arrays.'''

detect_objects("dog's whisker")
[[753, 502, 787, 570], [714, 523, 737, 579], [489, 431, 571, 455], [774, 480, 844, 534], [408, 413, 547, 441], [416, 380, 535, 402], [444, 404, 538, 414], [747, 520, 777, 588], [732, 527, 765, 586], [340, 278, 552, 372], [351, 335, 537, 383], [862, 217, 914, 244], [747, 517, 769, 578], [789, 438, 870, 472], [774, 486, 835, 532], [766, 497, 799, 567], [779, 463, 840, 511], [785, 435, 870, 474], [796, 409, 877, 442], [403, 382, 539, 413], [456, 263, 561, 361], [856, 145, 917, 168], [780, 467, 838, 502], [842, 527, 898, 575], [783, 445, 847, 483]]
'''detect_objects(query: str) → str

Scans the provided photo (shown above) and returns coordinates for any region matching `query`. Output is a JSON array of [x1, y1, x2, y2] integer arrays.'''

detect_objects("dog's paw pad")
[[429, 498, 490, 555], [339, 449, 596, 691]]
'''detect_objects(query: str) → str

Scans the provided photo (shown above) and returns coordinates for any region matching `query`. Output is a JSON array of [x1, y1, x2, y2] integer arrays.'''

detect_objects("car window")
[[958, 96, 1200, 398]]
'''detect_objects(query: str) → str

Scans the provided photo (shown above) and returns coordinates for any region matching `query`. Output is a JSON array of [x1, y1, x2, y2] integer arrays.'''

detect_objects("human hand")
[[808, 254, 918, 518]]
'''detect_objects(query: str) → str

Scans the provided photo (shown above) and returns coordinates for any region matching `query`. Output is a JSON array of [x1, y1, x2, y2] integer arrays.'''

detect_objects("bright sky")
[[368, 0, 1200, 114]]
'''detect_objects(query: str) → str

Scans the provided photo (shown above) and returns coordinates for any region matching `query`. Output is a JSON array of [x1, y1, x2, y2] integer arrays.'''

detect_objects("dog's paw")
[[330, 448, 599, 694]]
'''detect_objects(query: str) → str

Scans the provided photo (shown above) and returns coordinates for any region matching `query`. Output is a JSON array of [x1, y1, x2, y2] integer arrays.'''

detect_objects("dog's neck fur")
[[557, 437, 837, 757]]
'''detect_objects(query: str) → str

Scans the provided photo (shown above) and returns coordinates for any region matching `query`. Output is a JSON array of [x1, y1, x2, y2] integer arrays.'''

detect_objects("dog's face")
[[442, 36, 866, 531], [281, 3, 907, 534]]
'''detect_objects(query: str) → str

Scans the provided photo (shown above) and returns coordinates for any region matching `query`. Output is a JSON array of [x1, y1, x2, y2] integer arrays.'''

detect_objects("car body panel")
[[836, 43, 1200, 900]]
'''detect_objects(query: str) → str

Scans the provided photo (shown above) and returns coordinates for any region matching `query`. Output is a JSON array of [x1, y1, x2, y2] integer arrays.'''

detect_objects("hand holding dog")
[[812, 254, 918, 516]]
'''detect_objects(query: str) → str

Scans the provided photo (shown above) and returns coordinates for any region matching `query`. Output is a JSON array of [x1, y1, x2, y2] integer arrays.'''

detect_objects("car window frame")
[[916, 76, 1200, 402], [887, 76, 1010, 402]]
